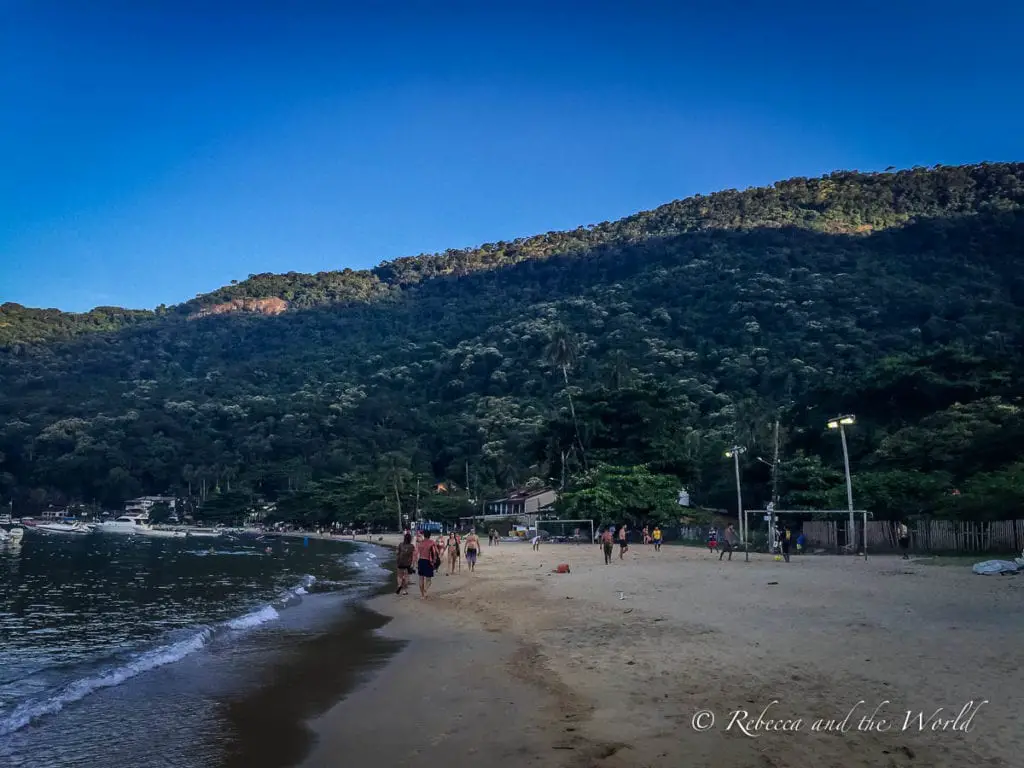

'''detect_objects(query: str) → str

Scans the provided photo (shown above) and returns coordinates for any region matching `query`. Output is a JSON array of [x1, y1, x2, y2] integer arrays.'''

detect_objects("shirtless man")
[[601, 527, 614, 565], [415, 531, 440, 598], [464, 529, 481, 572]]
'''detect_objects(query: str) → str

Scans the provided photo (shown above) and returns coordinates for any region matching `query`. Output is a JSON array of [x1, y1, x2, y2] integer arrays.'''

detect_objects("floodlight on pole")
[[827, 415, 857, 552], [724, 445, 747, 557]]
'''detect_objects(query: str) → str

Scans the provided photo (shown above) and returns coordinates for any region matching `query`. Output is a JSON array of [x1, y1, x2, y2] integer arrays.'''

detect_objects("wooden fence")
[[802, 519, 1024, 554]]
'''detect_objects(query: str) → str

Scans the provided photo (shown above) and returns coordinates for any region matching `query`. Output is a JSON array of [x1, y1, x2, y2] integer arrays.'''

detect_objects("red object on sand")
[[554, 563, 570, 573]]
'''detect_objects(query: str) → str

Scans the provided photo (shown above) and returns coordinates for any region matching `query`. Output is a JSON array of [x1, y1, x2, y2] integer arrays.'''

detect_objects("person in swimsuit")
[[447, 532, 461, 575], [464, 529, 480, 572], [435, 535, 447, 573], [601, 528, 614, 564], [618, 524, 629, 559], [395, 532, 416, 595], [415, 531, 439, 598]]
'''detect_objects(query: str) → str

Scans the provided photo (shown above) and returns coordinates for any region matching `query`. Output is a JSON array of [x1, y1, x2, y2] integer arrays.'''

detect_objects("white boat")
[[36, 522, 93, 535], [137, 527, 186, 539], [185, 528, 223, 539], [96, 514, 149, 534]]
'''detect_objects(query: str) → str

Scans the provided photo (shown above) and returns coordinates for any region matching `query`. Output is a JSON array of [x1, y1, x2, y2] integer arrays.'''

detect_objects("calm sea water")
[[0, 531, 392, 767]]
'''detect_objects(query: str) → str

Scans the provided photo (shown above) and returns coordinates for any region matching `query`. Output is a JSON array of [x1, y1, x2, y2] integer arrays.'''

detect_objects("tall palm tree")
[[544, 326, 587, 470]]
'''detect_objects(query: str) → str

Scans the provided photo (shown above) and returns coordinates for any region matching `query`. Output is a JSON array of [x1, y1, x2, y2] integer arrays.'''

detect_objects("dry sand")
[[302, 538, 1024, 768]]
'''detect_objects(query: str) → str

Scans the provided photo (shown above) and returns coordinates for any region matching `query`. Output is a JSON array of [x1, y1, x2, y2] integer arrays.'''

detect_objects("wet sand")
[[218, 538, 401, 768], [302, 538, 1024, 768]]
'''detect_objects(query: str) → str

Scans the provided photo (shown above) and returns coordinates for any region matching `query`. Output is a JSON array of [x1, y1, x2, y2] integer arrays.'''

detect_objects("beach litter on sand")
[[971, 560, 1020, 575]]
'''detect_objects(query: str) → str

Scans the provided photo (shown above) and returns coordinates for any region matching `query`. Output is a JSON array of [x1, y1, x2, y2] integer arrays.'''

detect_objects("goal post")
[[746, 508, 871, 560], [536, 518, 595, 544]]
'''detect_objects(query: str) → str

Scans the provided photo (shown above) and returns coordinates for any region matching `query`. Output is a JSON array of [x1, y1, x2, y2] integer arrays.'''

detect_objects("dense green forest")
[[1, 163, 1022, 527]]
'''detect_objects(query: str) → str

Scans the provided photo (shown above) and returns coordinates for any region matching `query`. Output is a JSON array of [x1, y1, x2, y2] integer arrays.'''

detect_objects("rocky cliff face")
[[190, 297, 288, 318]]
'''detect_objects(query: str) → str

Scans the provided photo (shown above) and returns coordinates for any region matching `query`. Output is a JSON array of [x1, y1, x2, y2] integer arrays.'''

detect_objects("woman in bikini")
[[447, 532, 461, 575], [395, 532, 416, 595]]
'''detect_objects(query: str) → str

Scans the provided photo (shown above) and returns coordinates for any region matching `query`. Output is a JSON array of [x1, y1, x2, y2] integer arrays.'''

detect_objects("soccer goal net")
[[537, 519, 595, 544]]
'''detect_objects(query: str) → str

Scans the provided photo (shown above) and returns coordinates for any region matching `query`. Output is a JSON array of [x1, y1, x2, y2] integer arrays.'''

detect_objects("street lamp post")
[[827, 415, 856, 553], [725, 446, 747, 560]]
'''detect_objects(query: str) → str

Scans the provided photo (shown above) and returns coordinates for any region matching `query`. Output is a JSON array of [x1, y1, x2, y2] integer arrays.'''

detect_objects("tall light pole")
[[827, 415, 856, 553], [725, 446, 746, 557]]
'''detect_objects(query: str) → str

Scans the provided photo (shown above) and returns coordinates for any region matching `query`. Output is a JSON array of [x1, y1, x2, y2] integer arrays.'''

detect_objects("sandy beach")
[[301, 538, 1023, 768]]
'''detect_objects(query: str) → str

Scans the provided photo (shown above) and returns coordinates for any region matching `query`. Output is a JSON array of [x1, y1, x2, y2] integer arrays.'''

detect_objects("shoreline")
[[296, 538, 1023, 768], [217, 537, 402, 768]]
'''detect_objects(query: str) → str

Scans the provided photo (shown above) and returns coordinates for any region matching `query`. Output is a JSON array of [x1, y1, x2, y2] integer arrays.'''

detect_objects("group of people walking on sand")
[[395, 528, 481, 599]]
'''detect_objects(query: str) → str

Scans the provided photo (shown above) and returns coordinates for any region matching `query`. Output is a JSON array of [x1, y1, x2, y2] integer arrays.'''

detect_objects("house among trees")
[[485, 487, 557, 518], [124, 496, 177, 515]]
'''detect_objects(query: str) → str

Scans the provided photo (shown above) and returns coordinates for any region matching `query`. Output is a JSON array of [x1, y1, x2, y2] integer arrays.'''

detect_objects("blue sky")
[[2, 1, 1022, 312]]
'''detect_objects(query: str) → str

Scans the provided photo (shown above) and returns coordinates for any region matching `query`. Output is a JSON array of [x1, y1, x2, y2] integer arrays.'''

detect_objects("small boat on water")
[[138, 527, 187, 539], [184, 528, 222, 539], [96, 514, 149, 534], [96, 515, 185, 538], [35, 521, 93, 535]]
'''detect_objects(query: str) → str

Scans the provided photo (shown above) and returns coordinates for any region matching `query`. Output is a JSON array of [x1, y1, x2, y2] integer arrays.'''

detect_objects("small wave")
[[225, 605, 279, 630], [0, 629, 212, 737]]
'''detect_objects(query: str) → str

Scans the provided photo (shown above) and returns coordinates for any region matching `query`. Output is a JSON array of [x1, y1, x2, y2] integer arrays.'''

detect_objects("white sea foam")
[[0, 628, 212, 736], [224, 605, 279, 630]]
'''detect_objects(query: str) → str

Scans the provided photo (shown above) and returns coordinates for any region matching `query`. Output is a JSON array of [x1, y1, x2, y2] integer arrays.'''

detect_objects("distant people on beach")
[[719, 524, 739, 560], [652, 526, 662, 551], [532, 532, 541, 551], [642, 525, 650, 545], [464, 529, 480, 572], [396, 532, 416, 595], [415, 531, 440, 599], [618, 524, 629, 559], [897, 521, 910, 559], [707, 528, 718, 553], [778, 523, 792, 563], [601, 528, 614, 564]]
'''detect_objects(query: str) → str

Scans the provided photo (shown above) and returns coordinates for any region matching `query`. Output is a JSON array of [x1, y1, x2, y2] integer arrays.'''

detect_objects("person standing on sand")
[[652, 526, 662, 552], [447, 532, 461, 575], [642, 525, 650, 545], [780, 524, 792, 563], [601, 528, 614, 564], [415, 531, 440, 598], [618, 524, 629, 559], [532, 531, 541, 551], [707, 527, 718, 553], [396, 532, 416, 595], [719, 524, 739, 561], [464, 529, 480, 572], [897, 521, 910, 559]]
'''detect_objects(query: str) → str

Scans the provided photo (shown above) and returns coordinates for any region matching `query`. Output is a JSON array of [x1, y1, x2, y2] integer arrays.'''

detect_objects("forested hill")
[[4, 163, 1023, 345], [1, 163, 1023, 526]]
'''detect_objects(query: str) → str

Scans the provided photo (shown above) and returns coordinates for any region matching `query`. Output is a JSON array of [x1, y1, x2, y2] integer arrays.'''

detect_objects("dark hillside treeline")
[[0, 163, 1022, 525]]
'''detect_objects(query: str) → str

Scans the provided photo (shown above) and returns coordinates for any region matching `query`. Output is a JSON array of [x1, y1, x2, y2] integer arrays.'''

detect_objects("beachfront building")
[[485, 487, 557, 517], [124, 496, 177, 515]]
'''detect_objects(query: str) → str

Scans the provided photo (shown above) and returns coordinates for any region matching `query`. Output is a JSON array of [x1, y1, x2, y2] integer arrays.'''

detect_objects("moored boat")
[[35, 521, 93, 535], [184, 528, 222, 539]]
